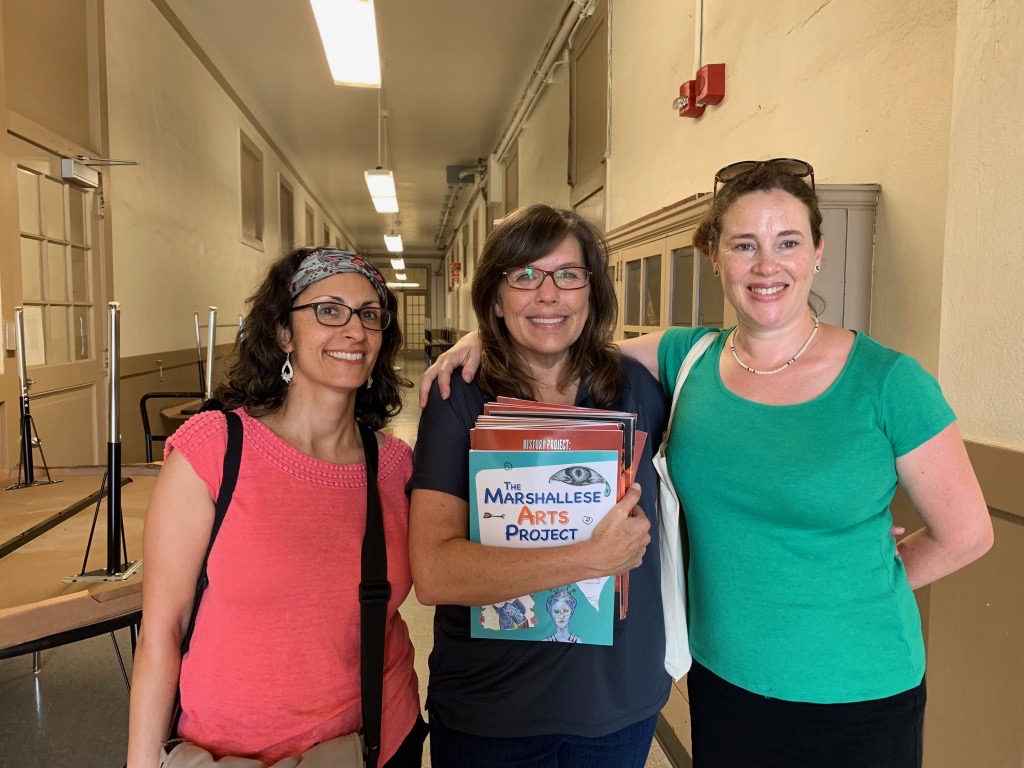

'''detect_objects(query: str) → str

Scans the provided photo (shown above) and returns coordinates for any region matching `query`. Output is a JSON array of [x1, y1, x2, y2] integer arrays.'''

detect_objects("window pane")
[[47, 243, 68, 301], [73, 306, 91, 360], [671, 247, 695, 326], [18, 169, 41, 235], [625, 260, 641, 325], [279, 184, 294, 246], [69, 187, 88, 245], [71, 247, 90, 302], [49, 306, 70, 364], [44, 177, 66, 241], [240, 140, 263, 241], [644, 254, 661, 325], [21, 238, 43, 300]]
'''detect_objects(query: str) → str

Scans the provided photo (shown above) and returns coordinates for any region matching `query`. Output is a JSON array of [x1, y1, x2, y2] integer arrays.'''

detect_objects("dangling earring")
[[280, 352, 293, 384], [713, 267, 720, 277], [814, 264, 821, 273], [365, 375, 373, 390]]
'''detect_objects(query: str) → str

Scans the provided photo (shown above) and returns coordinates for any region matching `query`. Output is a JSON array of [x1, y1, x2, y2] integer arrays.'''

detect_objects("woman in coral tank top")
[[128, 248, 426, 767]]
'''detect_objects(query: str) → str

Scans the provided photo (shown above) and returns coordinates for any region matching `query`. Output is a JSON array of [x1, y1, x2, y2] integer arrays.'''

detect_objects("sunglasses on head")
[[713, 158, 815, 197]]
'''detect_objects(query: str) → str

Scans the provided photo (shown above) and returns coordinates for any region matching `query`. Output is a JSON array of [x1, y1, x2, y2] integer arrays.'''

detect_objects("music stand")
[[64, 303, 142, 583], [5, 307, 61, 491]]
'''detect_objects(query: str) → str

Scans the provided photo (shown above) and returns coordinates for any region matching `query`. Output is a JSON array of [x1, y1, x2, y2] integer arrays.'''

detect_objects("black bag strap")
[[357, 421, 389, 768], [168, 409, 244, 738]]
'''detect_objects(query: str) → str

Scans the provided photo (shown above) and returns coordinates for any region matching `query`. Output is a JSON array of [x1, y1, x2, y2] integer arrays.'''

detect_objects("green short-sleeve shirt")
[[658, 327, 955, 703]]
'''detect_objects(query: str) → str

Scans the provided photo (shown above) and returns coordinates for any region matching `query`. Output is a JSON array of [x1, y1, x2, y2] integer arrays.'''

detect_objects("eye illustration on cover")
[[549, 465, 611, 497]]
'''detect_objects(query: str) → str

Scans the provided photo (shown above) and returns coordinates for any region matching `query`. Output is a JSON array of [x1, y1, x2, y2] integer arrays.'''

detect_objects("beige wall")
[[517, 71, 571, 209], [609, 0, 957, 372], [2, 0, 95, 152], [939, 0, 1024, 449], [103, 0, 351, 358]]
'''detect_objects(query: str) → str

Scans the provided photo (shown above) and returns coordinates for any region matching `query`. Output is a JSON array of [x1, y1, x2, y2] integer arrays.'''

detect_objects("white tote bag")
[[654, 331, 719, 680]]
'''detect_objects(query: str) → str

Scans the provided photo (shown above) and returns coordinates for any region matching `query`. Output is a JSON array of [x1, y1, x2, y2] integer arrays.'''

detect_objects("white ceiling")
[[164, 0, 568, 257]]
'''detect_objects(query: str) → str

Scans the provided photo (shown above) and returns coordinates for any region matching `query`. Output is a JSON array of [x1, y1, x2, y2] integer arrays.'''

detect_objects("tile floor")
[[0, 352, 673, 768]]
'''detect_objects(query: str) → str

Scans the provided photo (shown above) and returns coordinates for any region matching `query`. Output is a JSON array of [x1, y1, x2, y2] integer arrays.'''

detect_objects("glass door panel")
[[21, 238, 44, 300], [670, 247, 695, 326], [643, 254, 661, 325], [697, 257, 725, 327], [625, 260, 642, 326]]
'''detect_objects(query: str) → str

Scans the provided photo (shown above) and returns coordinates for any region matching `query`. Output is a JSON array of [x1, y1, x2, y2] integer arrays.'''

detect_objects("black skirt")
[[687, 660, 926, 768]]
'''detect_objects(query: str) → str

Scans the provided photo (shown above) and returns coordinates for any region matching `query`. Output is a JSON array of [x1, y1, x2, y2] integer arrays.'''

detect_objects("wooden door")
[[9, 133, 106, 466], [402, 292, 426, 351]]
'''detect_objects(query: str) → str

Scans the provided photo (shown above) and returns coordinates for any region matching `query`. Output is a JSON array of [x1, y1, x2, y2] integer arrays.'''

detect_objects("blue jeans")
[[428, 709, 658, 768]]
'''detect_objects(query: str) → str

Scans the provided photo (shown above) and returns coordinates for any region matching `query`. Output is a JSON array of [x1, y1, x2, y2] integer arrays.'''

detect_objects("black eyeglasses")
[[290, 301, 392, 331], [713, 158, 815, 197], [503, 266, 592, 291]]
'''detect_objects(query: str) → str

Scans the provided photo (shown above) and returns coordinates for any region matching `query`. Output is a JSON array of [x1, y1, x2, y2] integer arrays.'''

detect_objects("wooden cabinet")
[[607, 185, 880, 338]]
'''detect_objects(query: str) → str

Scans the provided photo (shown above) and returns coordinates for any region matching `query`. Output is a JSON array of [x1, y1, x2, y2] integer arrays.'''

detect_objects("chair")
[[139, 392, 204, 462]]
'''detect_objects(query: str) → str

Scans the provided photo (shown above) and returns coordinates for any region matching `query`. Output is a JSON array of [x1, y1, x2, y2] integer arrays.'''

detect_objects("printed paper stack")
[[468, 397, 646, 646]]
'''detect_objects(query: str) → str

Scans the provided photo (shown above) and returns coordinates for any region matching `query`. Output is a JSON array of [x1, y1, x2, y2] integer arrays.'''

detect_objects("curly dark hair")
[[214, 246, 410, 430], [693, 165, 825, 315], [471, 204, 623, 408]]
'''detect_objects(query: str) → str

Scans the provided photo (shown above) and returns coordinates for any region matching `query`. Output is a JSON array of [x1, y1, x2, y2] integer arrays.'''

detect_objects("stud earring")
[[814, 264, 821, 273], [280, 352, 293, 384]]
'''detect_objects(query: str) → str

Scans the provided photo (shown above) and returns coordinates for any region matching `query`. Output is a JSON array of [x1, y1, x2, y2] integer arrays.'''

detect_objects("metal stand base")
[[62, 559, 143, 584], [5, 478, 62, 491]]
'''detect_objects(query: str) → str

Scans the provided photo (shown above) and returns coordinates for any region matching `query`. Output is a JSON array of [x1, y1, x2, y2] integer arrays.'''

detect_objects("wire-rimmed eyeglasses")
[[502, 266, 592, 291], [289, 301, 392, 331], [713, 158, 815, 197]]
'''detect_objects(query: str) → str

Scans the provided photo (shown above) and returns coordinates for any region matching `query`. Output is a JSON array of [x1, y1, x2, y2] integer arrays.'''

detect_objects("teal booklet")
[[468, 449, 620, 645]]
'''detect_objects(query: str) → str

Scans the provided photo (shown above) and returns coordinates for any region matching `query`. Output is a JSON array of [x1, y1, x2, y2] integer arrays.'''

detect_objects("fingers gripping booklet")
[[468, 398, 646, 646]]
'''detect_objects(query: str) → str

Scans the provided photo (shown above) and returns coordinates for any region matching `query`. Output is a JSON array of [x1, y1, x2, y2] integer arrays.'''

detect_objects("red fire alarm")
[[696, 63, 726, 105], [677, 80, 705, 118]]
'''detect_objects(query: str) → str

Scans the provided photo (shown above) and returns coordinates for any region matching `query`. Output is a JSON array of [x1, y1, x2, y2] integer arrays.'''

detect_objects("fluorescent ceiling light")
[[371, 196, 399, 213], [384, 234, 403, 252], [364, 169, 396, 198], [396, 273, 407, 280], [310, 0, 382, 88], [390, 257, 405, 270], [386, 281, 420, 288]]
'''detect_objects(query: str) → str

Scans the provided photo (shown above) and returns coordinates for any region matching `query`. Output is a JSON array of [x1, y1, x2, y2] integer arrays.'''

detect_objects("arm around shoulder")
[[616, 331, 667, 382]]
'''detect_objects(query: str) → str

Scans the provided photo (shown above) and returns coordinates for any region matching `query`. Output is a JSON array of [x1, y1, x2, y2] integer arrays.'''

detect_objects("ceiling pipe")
[[436, 1, 593, 252], [493, 0, 594, 163]]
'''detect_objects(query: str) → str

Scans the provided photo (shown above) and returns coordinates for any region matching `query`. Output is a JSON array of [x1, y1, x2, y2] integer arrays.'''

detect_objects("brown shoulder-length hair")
[[214, 246, 410, 430], [471, 204, 622, 407], [693, 165, 825, 314]]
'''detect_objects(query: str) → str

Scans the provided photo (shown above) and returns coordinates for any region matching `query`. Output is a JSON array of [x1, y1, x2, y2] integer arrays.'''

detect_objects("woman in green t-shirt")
[[422, 161, 993, 768]]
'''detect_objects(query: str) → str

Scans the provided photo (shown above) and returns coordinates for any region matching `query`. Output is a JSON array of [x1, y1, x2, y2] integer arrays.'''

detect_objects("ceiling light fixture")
[[309, 0, 382, 88], [365, 88, 399, 213], [390, 257, 405, 270], [384, 233, 403, 252], [396, 273, 407, 281], [386, 281, 420, 289]]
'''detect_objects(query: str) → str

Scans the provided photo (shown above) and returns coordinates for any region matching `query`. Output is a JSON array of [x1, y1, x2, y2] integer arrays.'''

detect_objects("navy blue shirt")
[[410, 357, 671, 738]]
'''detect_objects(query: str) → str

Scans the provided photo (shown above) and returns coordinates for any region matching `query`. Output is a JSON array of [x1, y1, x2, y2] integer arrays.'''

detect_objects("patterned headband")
[[288, 249, 388, 305]]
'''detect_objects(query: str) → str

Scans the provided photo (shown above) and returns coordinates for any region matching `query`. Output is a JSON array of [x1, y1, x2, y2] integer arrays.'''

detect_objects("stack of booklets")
[[468, 397, 647, 646]]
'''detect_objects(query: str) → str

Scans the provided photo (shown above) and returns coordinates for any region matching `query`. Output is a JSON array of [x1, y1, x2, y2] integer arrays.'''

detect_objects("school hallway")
[[0, 353, 674, 768]]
